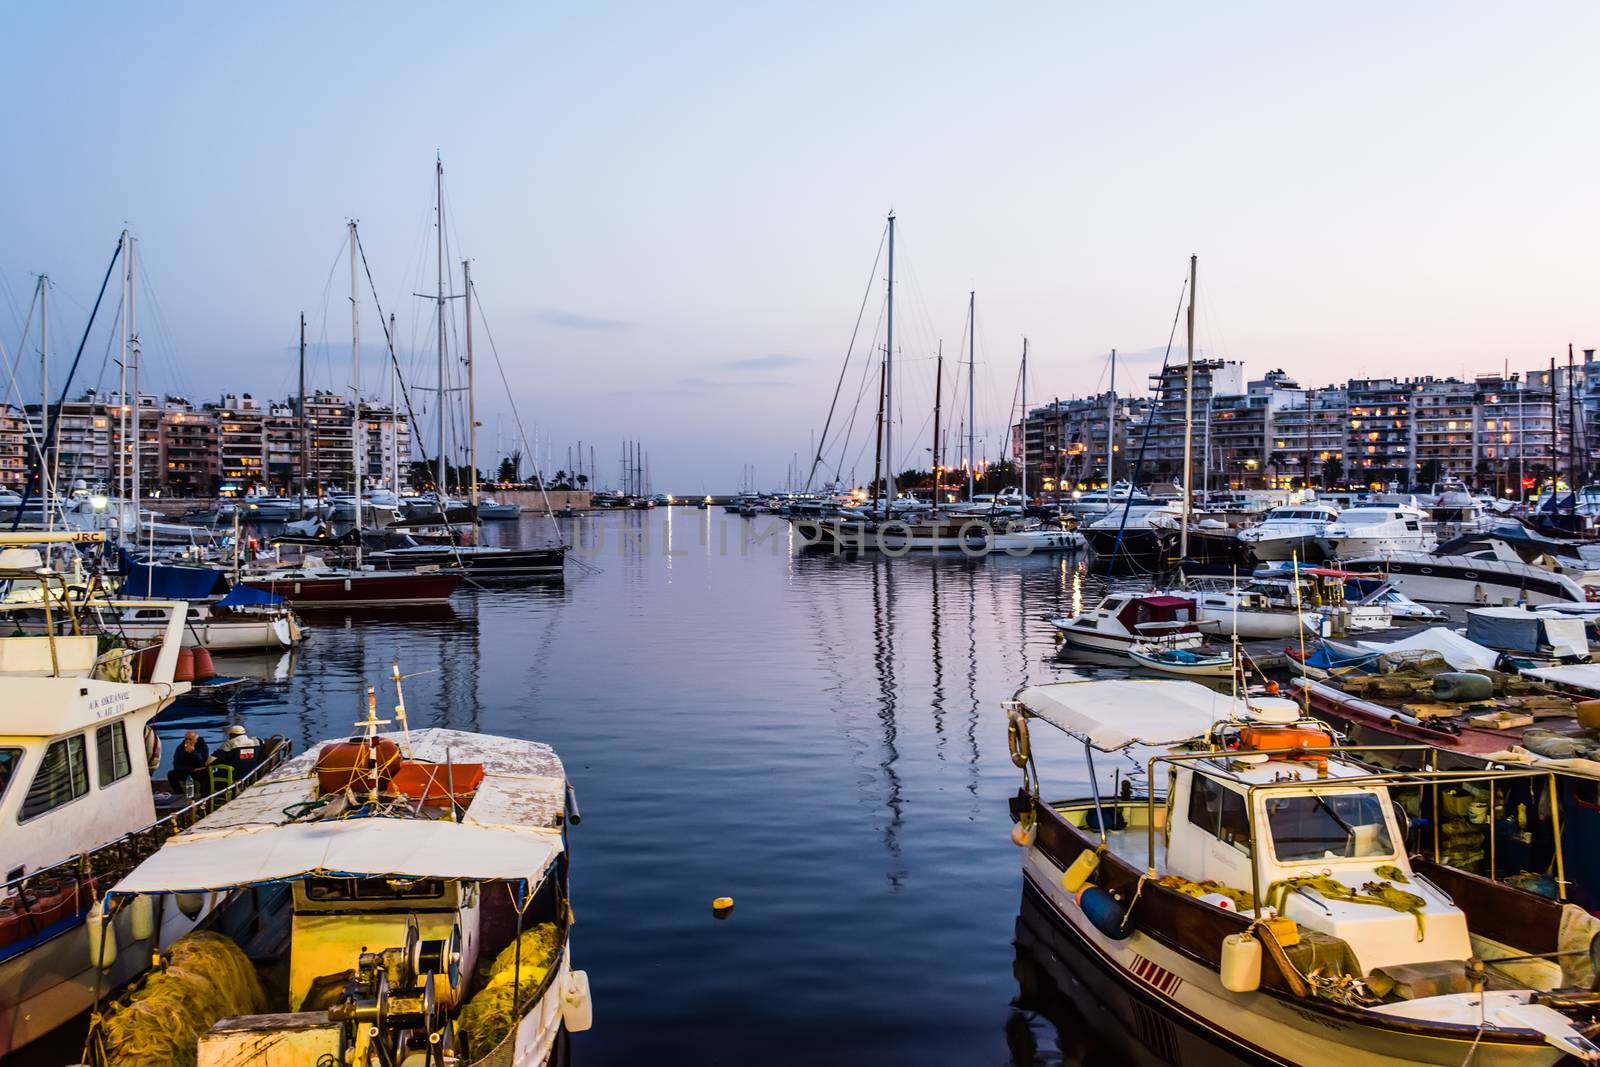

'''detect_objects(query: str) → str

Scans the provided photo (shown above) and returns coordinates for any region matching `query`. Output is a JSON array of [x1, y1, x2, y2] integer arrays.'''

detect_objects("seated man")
[[166, 731, 210, 795], [211, 724, 262, 781]]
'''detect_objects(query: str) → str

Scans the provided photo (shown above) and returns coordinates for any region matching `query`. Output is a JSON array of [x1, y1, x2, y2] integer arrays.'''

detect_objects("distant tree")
[[1321, 456, 1345, 487], [553, 469, 569, 489], [576, 473, 589, 489], [496, 451, 522, 484]]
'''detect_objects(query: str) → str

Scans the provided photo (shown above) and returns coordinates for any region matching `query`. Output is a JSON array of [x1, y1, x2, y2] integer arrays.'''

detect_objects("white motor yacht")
[[1315, 502, 1435, 560], [1346, 533, 1600, 606], [1236, 501, 1341, 562]]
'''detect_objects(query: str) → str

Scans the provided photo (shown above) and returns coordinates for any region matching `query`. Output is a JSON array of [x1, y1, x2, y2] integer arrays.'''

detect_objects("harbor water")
[[134, 508, 1209, 1065]]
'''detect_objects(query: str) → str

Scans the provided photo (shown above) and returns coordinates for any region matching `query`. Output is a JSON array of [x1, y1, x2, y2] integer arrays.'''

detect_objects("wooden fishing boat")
[[1126, 643, 1235, 677], [94, 688, 592, 1066], [1006, 679, 1600, 1064]]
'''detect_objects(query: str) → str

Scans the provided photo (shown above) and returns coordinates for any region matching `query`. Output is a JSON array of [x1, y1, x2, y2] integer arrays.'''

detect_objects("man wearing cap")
[[212, 724, 262, 780], [167, 730, 210, 794]]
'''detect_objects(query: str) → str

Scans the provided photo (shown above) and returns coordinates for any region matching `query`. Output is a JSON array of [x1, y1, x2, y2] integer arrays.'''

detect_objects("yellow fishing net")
[[102, 932, 266, 1067], [457, 922, 560, 1060]]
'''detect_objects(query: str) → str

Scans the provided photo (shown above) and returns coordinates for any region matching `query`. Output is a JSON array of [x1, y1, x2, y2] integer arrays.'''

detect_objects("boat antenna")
[[391, 658, 413, 758], [357, 685, 391, 807]]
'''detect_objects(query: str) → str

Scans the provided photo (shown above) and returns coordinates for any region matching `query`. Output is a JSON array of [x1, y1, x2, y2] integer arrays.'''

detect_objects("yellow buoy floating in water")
[[712, 896, 734, 918]]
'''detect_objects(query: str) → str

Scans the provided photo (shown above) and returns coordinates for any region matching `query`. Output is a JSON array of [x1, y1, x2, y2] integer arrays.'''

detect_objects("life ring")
[[143, 726, 161, 772], [1007, 710, 1032, 769]]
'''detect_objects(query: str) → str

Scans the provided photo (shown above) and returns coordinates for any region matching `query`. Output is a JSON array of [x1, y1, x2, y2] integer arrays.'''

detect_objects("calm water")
[[147, 509, 1198, 1065]]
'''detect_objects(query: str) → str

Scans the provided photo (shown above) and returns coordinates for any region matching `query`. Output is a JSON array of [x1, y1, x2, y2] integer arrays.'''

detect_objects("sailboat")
[[243, 223, 462, 608], [367, 160, 566, 577]]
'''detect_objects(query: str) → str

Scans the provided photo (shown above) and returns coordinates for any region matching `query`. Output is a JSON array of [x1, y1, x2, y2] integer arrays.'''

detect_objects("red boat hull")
[[240, 571, 460, 607]]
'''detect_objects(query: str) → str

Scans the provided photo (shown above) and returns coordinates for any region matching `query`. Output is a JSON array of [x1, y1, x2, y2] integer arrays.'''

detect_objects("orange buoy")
[[174, 648, 195, 683], [712, 896, 734, 918], [192, 647, 217, 682]]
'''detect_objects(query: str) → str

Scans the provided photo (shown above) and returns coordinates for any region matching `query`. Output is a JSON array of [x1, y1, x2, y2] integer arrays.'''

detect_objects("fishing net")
[[101, 931, 266, 1067], [457, 922, 559, 1061]]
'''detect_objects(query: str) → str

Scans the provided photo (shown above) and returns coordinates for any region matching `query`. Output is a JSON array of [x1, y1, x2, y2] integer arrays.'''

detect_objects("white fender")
[[561, 969, 593, 1033]]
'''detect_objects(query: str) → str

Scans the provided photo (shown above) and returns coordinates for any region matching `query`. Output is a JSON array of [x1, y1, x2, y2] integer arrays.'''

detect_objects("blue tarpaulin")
[[215, 583, 283, 608], [119, 549, 230, 600]]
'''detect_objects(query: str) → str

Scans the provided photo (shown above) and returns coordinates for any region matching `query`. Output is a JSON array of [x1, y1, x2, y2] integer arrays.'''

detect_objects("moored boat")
[[1006, 678, 1600, 1065], [239, 562, 460, 608], [94, 694, 592, 1066]]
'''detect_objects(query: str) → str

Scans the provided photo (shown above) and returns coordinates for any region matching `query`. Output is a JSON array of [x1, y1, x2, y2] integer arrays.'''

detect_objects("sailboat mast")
[[388, 312, 398, 492], [464, 259, 478, 510], [1019, 338, 1027, 503], [884, 213, 896, 510], [38, 276, 50, 531], [298, 313, 308, 501], [931, 341, 943, 501], [129, 235, 140, 541], [435, 155, 447, 502], [350, 221, 364, 544], [1107, 349, 1117, 488], [967, 290, 976, 500], [1180, 254, 1196, 560], [117, 229, 129, 526]]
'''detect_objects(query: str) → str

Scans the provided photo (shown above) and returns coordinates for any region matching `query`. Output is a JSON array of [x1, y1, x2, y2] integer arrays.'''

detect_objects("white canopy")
[[1017, 679, 1236, 751], [111, 816, 562, 894], [1357, 627, 1500, 672], [1522, 664, 1600, 698]]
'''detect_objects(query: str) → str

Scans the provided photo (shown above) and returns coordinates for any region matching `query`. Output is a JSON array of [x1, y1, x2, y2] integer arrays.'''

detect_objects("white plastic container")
[[1220, 932, 1261, 993], [86, 899, 118, 970]]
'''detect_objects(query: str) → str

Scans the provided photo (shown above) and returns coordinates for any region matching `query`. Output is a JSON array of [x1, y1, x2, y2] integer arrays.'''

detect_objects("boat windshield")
[[1338, 511, 1390, 526], [1265, 791, 1395, 862]]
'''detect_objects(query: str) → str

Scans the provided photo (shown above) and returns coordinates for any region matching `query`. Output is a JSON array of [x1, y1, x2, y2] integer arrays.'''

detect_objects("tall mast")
[[931, 341, 943, 500], [1568, 343, 1578, 494], [967, 290, 976, 500], [1551, 356, 1560, 502], [435, 155, 447, 502], [1019, 338, 1027, 502], [884, 213, 896, 510], [38, 275, 49, 529], [464, 258, 478, 510], [1179, 254, 1196, 561], [117, 229, 129, 523], [129, 234, 140, 540], [349, 220, 363, 544], [388, 312, 399, 491], [298, 313, 308, 501], [1107, 349, 1117, 487]]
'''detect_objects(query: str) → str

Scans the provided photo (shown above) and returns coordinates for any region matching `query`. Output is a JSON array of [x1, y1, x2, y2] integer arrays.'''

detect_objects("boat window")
[[1187, 774, 1252, 854], [95, 722, 132, 787], [1265, 792, 1394, 862], [1405, 521, 1420, 531], [0, 748, 20, 804], [304, 876, 447, 902], [19, 735, 89, 822]]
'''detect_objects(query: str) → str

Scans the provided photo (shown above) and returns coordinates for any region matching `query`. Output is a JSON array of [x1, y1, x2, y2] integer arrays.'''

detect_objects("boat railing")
[[0, 735, 293, 955], [1139, 746, 1569, 918]]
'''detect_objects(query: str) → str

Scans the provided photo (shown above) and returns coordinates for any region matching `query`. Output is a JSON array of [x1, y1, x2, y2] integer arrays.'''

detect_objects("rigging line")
[[137, 260, 192, 399], [469, 283, 566, 544], [832, 298, 887, 484], [1103, 274, 1188, 576], [807, 221, 887, 491], [12, 236, 123, 532], [1, 283, 39, 413], [354, 231, 426, 445]]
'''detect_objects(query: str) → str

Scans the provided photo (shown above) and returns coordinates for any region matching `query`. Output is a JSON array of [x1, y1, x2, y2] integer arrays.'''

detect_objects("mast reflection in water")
[[149, 510, 1146, 1065]]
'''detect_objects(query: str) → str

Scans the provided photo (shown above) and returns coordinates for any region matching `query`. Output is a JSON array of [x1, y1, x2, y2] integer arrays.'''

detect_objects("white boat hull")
[[1126, 649, 1234, 677], [1052, 623, 1204, 654]]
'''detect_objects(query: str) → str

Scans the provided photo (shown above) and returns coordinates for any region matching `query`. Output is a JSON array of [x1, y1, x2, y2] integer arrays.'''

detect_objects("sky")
[[3, 4, 1599, 491]]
